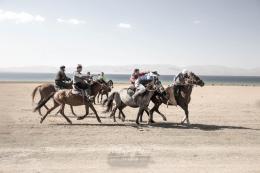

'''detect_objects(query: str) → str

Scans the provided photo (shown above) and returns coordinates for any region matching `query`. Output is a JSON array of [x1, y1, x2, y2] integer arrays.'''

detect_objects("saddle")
[[71, 85, 86, 96], [127, 85, 147, 97]]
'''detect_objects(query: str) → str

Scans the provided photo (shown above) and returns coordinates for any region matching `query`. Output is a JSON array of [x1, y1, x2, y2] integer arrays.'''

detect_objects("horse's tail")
[[32, 85, 41, 104], [33, 92, 55, 112], [103, 92, 117, 112]]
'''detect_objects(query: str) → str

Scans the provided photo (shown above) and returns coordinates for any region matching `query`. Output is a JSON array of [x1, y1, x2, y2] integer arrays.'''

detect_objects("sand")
[[0, 83, 260, 173]]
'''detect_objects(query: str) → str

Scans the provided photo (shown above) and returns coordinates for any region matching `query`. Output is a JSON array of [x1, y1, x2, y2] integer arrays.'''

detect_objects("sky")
[[0, 0, 259, 68]]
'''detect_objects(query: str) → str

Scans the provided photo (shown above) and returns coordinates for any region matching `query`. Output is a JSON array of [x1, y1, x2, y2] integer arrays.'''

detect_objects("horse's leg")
[[97, 93, 100, 103], [40, 103, 59, 124], [183, 105, 190, 125], [70, 106, 77, 117], [152, 103, 167, 121], [37, 98, 45, 116], [88, 102, 101, 123], [155, 109, 167, 121], [101, 94, 103, 104], [77, 104, 90, 120], [84, 104, 89, 116], [136, 108, 143, 125], [38, 108, 43, 116], [111, 106, 118, 122], [43, 105, 49, 110], [60, 104, 72, 124], [180, 104, 189, 125], [139, 109, 145, 122], [146, 107, 154, 125], [119, 110, 126, 122], [118, 110, 121, 119]]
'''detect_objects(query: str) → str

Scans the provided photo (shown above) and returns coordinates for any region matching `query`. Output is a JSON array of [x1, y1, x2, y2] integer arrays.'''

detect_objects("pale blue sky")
[[0, 0, 259, 68]]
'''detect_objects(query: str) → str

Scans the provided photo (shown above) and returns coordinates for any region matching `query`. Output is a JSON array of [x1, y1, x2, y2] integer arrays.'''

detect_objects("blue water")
[[0, 72, 260, 86]]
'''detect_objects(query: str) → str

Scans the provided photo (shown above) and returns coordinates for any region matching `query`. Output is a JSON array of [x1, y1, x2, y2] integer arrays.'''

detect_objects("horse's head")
[[164, 85, 176, 105], [187, 72, 205, 87], [146, 82, 156, 91]]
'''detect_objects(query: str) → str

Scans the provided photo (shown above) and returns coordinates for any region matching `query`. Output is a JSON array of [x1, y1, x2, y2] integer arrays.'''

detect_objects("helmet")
[[182, 69, 188, 74]]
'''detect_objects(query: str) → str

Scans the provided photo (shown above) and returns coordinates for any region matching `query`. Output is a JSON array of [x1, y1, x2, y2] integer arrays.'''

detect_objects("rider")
[[86, 72, 94, 84], [73, 64, 93, 98], [130, 69, 149, 100], [55, 65, 71, 89], [97, 72, 107, 84], [173, 69, 190, 96]]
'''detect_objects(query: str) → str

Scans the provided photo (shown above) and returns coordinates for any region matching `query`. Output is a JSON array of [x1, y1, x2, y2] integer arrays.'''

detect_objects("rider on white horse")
[[132, 72, 158, 101]]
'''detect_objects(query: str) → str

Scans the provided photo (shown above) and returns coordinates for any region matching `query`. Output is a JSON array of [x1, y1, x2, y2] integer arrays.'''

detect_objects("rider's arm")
[[129, 75, 135, 84]]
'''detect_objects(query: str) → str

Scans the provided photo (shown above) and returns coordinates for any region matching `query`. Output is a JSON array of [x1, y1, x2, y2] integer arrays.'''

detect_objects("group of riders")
[[54, 64, 192, 102]]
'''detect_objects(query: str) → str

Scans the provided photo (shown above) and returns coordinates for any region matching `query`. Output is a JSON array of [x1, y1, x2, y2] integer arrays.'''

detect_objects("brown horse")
[[33, 81, 105, 124], [96, 80, 113, 103], [31, 82, 79, 116], [143, 72, 205, 125]]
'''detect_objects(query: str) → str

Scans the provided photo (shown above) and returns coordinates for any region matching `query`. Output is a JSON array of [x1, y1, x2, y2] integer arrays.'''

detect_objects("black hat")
[[77, 64, 82, 69], [60, 65, 65, 69], [152, 71, 160, 76]]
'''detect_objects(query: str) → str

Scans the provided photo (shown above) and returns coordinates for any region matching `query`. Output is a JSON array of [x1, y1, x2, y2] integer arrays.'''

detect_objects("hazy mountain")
[[0, 65, 259, 76]]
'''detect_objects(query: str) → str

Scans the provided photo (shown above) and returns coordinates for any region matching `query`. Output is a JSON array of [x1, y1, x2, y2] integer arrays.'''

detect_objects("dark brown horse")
[[97, 80, 113, 104], [143, 72, 204, 125]]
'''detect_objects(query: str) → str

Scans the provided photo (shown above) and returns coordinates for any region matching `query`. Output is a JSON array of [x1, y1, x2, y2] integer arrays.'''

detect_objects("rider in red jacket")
[[129, 69, 148, 85]]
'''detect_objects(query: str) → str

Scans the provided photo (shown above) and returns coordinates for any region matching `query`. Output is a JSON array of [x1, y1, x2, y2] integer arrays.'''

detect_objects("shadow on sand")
[[53, 120, 260, 131]]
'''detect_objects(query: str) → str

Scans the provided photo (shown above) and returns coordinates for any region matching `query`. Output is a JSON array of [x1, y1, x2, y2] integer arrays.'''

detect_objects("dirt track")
[[0, 83, 260, 173]]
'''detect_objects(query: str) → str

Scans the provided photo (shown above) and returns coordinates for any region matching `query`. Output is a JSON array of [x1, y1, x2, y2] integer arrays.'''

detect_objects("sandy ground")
[[0, 83, 260, 173]]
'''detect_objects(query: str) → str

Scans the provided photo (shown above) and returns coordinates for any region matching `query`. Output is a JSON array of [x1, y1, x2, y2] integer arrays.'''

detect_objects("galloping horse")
[[31, 82, 77, 116], [33, 81, 105, 124], [104, 83, 156, 124], [142, 72, 204, 125]]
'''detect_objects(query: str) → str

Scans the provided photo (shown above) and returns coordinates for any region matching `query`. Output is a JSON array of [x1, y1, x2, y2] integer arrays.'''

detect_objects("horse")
[[31, 82, 78, 116], [33, 81, 105, 124], [142, 72, 205, 125], [103, 83, 156, 124], [97, 80, 113, 104]]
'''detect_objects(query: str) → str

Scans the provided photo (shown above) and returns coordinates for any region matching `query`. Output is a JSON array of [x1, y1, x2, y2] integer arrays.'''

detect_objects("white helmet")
[[182, 69, 188, 74]]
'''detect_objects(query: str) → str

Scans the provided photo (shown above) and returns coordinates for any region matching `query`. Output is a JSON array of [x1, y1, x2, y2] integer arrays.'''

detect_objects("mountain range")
[[0, 65, 260, 76]]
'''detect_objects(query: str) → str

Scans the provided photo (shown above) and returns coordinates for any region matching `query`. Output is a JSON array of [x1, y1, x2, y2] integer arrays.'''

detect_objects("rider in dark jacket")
[[55, 66, 71, 89]]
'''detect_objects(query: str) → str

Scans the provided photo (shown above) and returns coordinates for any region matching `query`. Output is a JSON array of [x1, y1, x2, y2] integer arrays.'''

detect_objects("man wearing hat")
[[73, 64, 93, 98], [55, 65, 71, 89]]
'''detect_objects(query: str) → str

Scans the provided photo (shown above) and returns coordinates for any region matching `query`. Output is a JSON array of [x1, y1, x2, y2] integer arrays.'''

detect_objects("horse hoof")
[[68, 121, 72, 124], [163, 118, 167, 121], [136, 121, 139, 125], [77, 116, 85, 120], [98, 119, 102, 123], [121, 118, 125, 122]]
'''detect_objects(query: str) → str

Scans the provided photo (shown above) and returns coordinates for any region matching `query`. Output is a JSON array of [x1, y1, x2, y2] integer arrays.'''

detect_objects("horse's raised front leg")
[[40, 102, 59, 124], [152, 103, 167, 121]]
